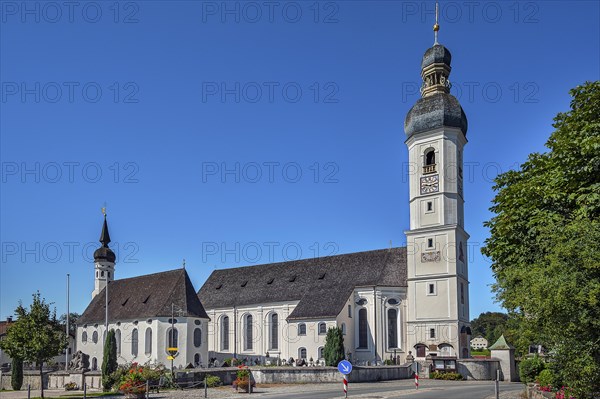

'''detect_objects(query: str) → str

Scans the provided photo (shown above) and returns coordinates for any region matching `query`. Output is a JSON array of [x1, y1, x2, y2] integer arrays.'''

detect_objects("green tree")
[[0, 293, 67, 398], [58, 313, 80, 337], [470, 312, 509, 345], [11, 357, 23, 390], [482, 81, 600, 398], [101, 329, 118, 391], [323, 327, 345, 366]]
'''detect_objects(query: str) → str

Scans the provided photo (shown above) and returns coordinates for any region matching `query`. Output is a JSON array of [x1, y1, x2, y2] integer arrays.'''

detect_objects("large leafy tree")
[[0, 293, 67, 398], [470, 312, 508, 346], [58, 313, 80, 337], [482, 81, 600, 397], [323, 327, 345, 366]]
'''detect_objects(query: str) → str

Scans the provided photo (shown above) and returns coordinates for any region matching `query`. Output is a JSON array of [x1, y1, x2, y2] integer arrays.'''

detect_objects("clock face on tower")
[[420, 174, 439, 195]]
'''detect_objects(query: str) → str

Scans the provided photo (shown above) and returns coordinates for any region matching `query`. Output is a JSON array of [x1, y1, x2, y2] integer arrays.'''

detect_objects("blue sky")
[[1, 1, 599, 321]]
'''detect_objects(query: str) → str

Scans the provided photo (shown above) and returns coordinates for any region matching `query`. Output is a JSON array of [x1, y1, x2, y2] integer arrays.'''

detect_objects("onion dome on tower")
[[94, 213, 116, 263], [404, 9, 467, 138]]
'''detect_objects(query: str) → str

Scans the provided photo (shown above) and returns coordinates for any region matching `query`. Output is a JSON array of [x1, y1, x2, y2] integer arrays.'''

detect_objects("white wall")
[[77, 316, 208, 370]]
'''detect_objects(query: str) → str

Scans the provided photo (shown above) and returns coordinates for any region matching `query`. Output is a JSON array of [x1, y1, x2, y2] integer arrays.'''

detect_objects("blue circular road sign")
[[337, 360, 352, 375]]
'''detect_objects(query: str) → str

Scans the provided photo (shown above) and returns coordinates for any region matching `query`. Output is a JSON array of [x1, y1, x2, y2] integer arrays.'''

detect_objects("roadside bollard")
[[83, 382, 87, 399], [146, 380, 149, 399], [27, 384, 31, 399], [204, 374, 207, 398], [495, 369, 500, 399]]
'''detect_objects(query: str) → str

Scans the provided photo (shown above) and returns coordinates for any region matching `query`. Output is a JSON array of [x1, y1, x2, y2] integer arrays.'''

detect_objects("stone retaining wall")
[[456, 359, 501, 381], [47, 371, 102, 390], [3, 365, 412, 391], [0, 370, 50, 390], [175, 365, 412, 386]]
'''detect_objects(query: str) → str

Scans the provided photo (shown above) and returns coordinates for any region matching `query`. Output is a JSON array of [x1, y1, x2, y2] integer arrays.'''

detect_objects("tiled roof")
[[79, 269, 208, 324], [197, 247, 407, 320]]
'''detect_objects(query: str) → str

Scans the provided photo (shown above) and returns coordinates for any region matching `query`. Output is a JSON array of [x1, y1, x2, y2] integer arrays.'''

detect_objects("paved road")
[[250, 380, 525, 399], [0, 380, 526, 399]]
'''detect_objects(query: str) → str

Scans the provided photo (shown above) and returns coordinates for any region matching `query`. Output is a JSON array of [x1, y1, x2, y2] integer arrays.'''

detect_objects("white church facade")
[[78, 37, 472, 368]]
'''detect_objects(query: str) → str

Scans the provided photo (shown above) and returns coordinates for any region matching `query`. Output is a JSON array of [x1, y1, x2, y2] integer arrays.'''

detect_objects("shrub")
[[519, 355, 546, 383], [232, 367, 255, 392], [430, 371, 463, 380], [11, 357, 23, 391], [205, 374, 221, 388], [119, 363, 147, 395], [536, 369, 556, 389], [64, 382, 78, 391], [101, 330, 118, 391], [323, 327, 345, 366]]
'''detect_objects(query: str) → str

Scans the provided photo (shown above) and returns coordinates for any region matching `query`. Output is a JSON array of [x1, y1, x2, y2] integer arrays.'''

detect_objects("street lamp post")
[[65, 274, 70, 370]]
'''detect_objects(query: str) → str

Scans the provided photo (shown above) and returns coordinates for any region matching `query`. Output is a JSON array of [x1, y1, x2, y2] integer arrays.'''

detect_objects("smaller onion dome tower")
[[92, 210, 116, 299]]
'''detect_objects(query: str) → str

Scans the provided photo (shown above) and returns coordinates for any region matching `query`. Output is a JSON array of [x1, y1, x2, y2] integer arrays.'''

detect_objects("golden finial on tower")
[[101, 204, 106, 216], [182, 258, 186, 269], [433, 1, 440, 45]]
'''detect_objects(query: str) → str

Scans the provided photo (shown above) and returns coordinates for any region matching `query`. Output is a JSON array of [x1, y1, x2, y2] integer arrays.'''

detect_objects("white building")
[[470, 336, 489, 350], [77, 36, 472, 368], [198, 39, 472, 363], [78, 217, 210, 370]]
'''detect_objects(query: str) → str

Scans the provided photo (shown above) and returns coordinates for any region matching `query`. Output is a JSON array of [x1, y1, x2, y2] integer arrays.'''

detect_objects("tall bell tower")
[[404, 12, 471, 359]]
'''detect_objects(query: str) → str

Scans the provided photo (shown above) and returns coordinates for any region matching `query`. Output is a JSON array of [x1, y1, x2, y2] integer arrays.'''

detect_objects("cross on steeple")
[[433, 2, 440, 45]]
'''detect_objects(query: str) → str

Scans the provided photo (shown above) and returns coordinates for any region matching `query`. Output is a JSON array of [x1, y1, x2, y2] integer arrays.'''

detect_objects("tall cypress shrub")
[[11, 357, 23, 391], [101, 329, 118, 391], [323, 327, 345, 366]]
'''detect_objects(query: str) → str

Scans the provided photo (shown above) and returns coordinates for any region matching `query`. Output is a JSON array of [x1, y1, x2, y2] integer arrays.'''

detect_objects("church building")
[[78, 30, 471, 368]]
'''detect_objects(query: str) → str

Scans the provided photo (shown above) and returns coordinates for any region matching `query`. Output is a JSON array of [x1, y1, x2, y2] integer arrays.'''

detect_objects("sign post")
[[337, 360, 352, 398], [411, 362, 420, 390], [167, 347, 178, 378]]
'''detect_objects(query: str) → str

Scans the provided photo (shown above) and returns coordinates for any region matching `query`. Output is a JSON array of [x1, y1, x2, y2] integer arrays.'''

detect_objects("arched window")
[[318, 347, 324, 359], [341, 323, 346, 335], [194, 328, 202, 348], [131, 329, 138, 356], [115, 329, 121, 355], [82, 331, 88, 343], [270, 313, 278, 350], [461, 283, 465, 304], [425, 149, 435, 165], [91, 357, 97, 370], [318, 322, 327, 335], [439, 343, 454, 357], [299, 347, 307, 359], [166, 327, 178, 349], [416, 344, 427, 357], [194, 353, 200, 366], [358, 308, 368, 349], [298, 323, 306, 336], [221, 316, 229, 351], [145, 328, 152, 355], [92, 331, 98, 344], [101, 271, 104, 277], [388, 309, 398, 348], [245, 314, 253, 351]]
